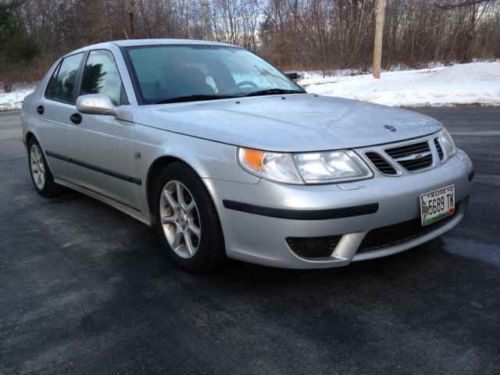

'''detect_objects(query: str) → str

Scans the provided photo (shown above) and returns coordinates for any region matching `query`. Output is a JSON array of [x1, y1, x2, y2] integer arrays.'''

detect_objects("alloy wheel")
[[159, 180, 202, 259], [30, 144, 46, 190]]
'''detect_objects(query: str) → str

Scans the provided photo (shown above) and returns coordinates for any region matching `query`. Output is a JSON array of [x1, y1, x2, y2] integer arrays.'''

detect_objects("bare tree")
[[2, 0, 500, 84]]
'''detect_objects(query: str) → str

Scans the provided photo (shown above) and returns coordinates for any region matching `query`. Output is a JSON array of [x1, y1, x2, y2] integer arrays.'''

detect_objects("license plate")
[[420, 185, 455, 226]]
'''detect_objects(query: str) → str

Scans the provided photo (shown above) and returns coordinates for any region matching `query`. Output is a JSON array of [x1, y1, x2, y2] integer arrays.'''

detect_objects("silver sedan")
[[21, 39, 474, 271]]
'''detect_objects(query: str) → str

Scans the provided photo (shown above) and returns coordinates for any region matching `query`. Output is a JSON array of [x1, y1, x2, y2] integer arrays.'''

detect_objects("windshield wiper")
[[154, 95, 236, 104], [243, 88, 305, 97]]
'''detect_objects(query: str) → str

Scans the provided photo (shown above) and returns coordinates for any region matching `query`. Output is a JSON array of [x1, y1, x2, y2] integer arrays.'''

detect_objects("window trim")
[[44, 61, 62, 100], [79, 48, 129, 106], [44, 51, 87, 105]]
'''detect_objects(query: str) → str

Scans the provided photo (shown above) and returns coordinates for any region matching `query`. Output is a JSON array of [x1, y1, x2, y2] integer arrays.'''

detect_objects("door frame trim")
[[46, 150, 142, 185]]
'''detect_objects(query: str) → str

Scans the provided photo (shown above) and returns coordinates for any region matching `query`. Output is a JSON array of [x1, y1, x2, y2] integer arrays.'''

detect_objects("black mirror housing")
[[285, 72, 301, 81]]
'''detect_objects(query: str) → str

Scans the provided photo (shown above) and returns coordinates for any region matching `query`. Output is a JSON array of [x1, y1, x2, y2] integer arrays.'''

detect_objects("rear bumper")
[[204, 149, 473, 269]]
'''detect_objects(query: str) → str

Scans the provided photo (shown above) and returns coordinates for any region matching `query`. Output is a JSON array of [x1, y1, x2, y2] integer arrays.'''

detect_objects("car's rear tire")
[[27, 138, 64, 197], [152, 162, 226, 272]]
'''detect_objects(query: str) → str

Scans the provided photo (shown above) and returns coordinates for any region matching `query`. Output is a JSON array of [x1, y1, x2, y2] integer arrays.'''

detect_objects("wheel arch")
[[146, 154, 227, 270], [146, 155, 211, 223], [25, 131, 36, 147]]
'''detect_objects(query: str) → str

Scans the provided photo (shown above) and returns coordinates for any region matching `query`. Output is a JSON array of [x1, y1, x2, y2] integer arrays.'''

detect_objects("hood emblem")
[[384, 125, 397, 132]]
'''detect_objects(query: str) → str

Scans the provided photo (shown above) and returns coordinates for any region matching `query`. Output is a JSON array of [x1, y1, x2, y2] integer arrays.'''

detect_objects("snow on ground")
[[301, 62, 500, 107], [0, 84, 36, 111], [1, 62, 499, 110]]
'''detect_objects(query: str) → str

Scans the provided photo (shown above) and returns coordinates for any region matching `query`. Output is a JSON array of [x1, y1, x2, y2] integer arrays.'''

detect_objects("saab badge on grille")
[[384, 125, 397, 132]]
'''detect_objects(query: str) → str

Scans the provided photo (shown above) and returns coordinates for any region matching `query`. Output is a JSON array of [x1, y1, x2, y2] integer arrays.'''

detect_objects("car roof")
[[67, 38, 239, 56]]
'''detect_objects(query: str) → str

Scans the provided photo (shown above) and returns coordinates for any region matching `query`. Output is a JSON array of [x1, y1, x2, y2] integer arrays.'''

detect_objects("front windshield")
[[124, 45, 304, 104]]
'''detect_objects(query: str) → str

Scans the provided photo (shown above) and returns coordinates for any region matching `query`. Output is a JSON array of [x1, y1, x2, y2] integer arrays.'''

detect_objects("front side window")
[[80, 50, 126, 106], [46, 53, 84, 103], [125, 45, 304, 104]]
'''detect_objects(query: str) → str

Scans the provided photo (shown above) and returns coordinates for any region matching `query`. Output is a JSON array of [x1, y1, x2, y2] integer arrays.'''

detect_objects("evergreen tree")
[[0, 1, 39, 91]]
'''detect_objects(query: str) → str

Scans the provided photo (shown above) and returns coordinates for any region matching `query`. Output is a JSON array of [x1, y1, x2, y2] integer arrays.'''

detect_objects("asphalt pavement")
[[0, 111, 22, 141], [0, 107, 499, 374]]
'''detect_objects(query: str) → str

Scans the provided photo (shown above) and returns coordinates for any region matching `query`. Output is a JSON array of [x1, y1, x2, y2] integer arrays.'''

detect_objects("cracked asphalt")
[[0, 107, 499, 374]]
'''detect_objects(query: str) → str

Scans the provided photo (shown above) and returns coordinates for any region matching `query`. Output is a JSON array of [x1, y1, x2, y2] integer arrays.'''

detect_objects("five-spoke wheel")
[[27, 138, 63, 197], [29, 143, 46, 190], [159, 180, 202, 259], [153, 162, 225, 272]]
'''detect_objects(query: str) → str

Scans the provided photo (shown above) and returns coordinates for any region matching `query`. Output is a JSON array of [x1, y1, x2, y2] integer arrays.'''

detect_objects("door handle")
[[70, 113, 82, 125], [36, 105, 44, 115]]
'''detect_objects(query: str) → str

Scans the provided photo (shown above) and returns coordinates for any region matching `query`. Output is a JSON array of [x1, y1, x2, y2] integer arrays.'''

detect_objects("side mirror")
[[76, 94, 117, 116], [285, 72, 301, 81]]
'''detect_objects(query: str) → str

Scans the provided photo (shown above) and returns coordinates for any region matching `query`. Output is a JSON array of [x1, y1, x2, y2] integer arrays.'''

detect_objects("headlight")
[[438, 129, 457, 159], [238, 148, 302, 184], [238, 148, 372, 184], [295, 150, 372, 183]]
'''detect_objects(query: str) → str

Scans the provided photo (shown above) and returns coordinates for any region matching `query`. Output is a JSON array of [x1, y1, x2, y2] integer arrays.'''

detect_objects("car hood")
[[131, 94, 442, 152]]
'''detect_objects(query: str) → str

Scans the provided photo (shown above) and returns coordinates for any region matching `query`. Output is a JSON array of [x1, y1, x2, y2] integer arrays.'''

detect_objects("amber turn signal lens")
[[240, 148, 264, 171]]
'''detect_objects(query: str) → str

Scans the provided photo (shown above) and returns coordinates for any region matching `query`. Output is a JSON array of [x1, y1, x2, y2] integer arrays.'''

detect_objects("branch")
[[434, 0, 496, 10]]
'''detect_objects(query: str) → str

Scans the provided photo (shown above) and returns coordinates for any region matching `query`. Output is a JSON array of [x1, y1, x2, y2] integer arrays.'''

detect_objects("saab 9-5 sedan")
[[21, 39, 474, 271]]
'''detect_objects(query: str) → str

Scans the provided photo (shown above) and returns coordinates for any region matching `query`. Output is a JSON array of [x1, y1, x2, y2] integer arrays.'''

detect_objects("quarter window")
[[45, 53, 84, 103], [80, 50, 126, 105]]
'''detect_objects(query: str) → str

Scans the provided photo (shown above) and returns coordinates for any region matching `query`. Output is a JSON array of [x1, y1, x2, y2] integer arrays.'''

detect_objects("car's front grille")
[[397, 153, 433, 171], [385, 141, 430, 158], [286, 235, 341, 259], [365, 152, 398, 175], [434, 138, 444, 160], [385, 141, 433, 171], [357, 202, 460, 254]]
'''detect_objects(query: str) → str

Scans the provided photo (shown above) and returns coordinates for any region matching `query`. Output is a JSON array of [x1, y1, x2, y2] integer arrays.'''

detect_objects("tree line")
[[1, 0, 499, 91]]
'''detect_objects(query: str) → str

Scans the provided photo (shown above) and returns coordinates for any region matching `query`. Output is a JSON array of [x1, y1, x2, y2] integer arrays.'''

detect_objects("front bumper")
[[204, 149, 473, 269]]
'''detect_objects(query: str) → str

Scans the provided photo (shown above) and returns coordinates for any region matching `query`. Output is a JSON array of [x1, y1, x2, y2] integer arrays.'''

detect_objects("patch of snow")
[[296, 69, 364, 81], [0, 84, 37, 111], [2, 62, 500, 110], [301, 62, 500, 107]]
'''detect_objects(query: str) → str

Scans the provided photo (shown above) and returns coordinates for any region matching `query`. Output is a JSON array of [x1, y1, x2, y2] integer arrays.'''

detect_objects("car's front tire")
[[152, 162, 226, 272], [27, 138, 63, 197]]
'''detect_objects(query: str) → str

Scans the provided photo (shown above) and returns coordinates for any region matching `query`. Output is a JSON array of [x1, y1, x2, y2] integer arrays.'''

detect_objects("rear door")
[[34, 52, 85, 180], [64, 49, 139, 209]]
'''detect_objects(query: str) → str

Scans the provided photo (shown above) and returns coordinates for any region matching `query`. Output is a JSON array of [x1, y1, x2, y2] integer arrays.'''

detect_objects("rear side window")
[[45, 53, 84, 103], [80, 50, 127, 106]]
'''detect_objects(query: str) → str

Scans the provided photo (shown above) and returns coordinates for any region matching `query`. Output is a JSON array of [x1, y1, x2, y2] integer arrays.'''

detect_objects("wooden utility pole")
[[372, 0, 386, 79]]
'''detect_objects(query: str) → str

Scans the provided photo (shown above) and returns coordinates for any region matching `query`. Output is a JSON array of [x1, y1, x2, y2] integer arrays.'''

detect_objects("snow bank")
[[0, 84, 36, 111], [301, 62, 500, 107], [1, 62, 499, 110]]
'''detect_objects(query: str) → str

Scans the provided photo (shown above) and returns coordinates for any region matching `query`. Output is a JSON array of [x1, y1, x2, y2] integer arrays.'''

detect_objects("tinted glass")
[[126, 46, 303, 104], [80, 50, 126, 105], [46, 53, 84, 103]]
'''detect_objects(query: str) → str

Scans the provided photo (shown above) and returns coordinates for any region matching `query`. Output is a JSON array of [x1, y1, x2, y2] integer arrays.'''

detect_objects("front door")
[[64, 50, 140, 209]]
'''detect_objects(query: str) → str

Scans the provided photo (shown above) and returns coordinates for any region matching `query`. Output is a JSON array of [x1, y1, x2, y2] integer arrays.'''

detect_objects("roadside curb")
[[0, 111, 20, 116]]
